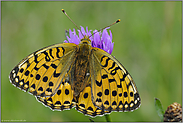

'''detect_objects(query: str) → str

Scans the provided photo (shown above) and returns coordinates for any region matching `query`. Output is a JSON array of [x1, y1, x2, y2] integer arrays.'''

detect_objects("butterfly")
[[9, 10, 141, 117]]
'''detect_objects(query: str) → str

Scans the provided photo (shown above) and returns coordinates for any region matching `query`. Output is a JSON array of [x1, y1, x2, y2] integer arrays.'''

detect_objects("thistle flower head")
[[64, 26, 114, 54]]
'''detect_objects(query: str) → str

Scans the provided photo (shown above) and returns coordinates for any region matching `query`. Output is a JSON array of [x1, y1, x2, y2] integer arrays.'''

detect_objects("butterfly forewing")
[[90, 47, 141, 112], [9, 43, 77, 97]]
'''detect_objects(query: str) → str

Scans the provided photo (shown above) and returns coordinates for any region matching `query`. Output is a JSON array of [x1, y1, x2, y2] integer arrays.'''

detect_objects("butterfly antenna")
[[89, 19, 120, 38], [62, 9, 84, 37]]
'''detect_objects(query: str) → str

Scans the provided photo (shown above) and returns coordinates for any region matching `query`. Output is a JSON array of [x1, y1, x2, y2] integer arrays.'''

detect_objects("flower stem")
[[104, 114, 111, 122], [89, 118, 94, 122]]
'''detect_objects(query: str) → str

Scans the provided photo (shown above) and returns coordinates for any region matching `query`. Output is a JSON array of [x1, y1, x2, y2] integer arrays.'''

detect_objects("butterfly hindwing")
[[90, 47, 141, 112], [9, 43, 77, 97], [76, 78, 111, 117], [36, 68, 76, 111], [36, 60, 111, 117]]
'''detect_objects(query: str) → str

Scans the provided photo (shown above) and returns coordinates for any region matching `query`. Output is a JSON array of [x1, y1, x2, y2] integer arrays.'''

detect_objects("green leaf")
[[155, 98, 164, 121]]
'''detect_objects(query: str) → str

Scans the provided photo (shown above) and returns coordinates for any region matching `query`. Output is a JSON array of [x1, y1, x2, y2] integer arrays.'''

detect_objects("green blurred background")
[[1, 1, 182, 122]]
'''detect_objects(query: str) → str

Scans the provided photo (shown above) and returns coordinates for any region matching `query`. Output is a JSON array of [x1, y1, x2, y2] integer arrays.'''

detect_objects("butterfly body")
[[72, 36, 91, 97], [9, 35, 141, 117]]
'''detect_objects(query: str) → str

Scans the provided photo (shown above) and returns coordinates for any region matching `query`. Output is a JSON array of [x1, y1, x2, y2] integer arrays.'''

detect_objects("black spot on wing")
[[65, 89, 69, 95], [104, 100, 109, 105], [102, 74, 108, 79], [24, 70, 29, 76], [51, 63, 57, 69], [34, 66, 39, 71], [34, 53, 39, 63], [64, 101, 70, 104], [124, 92, 128, 97], [49, 82, 54, 86], [104, 89, 109, 95], [109, 79, 115, 83], [43, 76, 48, 82], [31, 84, 35, 89], [53, 71, 61, 77], [112, 90, 117, 96], [46, 88, 52, 92], [55, 101, 61, 105], [117, 84, 122, 88], [120, 72, 128, 82], [57, 90, 61, 95], [49, 48, 54, 59], [96, 80, 102, 87], [43, 51, 51, 61], [130, 92, 133, 97], [43, 64, 49, 69], [111, 67, 121, 75], [38, 87, 43, 91], [101, 56, 110, 67], [84, 93, 88, 98], [108, 62, 115, 71], [19, 68, 24, 73], [35, 74, 41, 80], [56, 47, 65, 58], [97, 92, 102, 97], [26, 60, 30, 68]]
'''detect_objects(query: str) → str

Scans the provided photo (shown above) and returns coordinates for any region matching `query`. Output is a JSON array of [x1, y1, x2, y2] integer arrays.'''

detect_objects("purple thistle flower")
[[64, 26, 114, 54]]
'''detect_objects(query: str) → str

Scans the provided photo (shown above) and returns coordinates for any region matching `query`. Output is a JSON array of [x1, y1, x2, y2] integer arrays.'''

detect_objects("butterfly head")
[[80, 35, 91, 44], [78, 35, 92, 55]]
